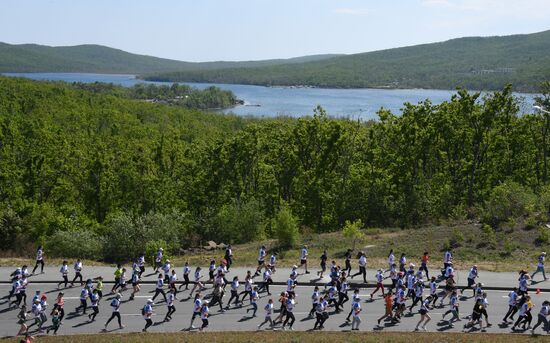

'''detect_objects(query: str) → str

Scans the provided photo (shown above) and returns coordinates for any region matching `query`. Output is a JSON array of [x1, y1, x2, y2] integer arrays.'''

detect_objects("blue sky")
[[1, 0, 549, 62]]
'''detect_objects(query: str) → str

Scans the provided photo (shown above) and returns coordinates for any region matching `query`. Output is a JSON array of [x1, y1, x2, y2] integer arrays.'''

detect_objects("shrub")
[[342, 219, 364, 251], [46, 230, 102, 259], [483, 181, 536, 226], [450, 228, 465, 248], [216, 198, 265, 244], [102, 211, 190, 262], [0, 206, 22, 250], [273, 205, 300, 248], [537, 226, 550, 245]]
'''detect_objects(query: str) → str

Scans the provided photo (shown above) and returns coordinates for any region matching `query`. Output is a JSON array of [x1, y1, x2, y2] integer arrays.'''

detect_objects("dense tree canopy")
[[1, 76, 550, 261]]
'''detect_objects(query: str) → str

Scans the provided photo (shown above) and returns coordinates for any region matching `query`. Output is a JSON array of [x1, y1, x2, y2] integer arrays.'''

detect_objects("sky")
[[1, 0, 550, 62]]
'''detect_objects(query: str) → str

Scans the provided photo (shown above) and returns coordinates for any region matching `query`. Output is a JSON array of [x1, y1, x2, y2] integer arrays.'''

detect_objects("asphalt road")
[[1, 281, 549, 338]]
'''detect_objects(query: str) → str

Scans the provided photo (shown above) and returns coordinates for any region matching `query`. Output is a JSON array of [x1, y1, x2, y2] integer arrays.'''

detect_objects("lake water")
[[2, 72, 536, 120]]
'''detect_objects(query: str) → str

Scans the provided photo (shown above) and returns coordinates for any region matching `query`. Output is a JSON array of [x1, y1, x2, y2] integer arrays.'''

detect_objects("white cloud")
[[333, 8, 370, 16]]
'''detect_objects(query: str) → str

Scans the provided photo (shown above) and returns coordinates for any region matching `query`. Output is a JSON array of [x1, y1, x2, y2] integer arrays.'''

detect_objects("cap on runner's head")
[[116, 293, 122, 299], [159, 248, 164, 251], [203, 300, 209, 305], [166, 259, 170, 263], [543, 252, 547, 255], [147, 299, 153, 304], [473, 265, 477, 268], [41, 295, 47, 300]]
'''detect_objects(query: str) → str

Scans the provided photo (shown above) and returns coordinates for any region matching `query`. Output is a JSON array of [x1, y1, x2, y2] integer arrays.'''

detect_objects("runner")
[[511, 296, 530, 331], [465, 297, 485, 332], [31, 246, 45, 275], [226, 276, 240, 309], [257, 298, 274, 329], [51, 292, 65, 322], [344, 249, 353, 275], [209, 282, 225, 312], [152, 273, 167, 302], [299, 245, 310, 274], [199, 300, 210, 332], [415, 295, 433, 331], [531, 252, 548, 282], [247, 286, 259, 316], [137, 253, 145, 277], [169, 269, 178, 298], [351, 252, 367, 283], [370, 269, 385, 299], [314, 294, 329, 330], [269, 252, 277, 274], [429, 276, 439, 308], [142, 299, 154, 332], [346, 289, 361, 322], [336, 277, 349, 313], [503, 288, 519, 323], [441, 290, 460, 327], [27, 299, 43, 333], [46, 310, 60, 335], [258, 266, 273, 295], [179, 262, 191, 291], [350, 297, 362, 331], [189, 293, 202, 329], [377, 290, 394, 326], [129, 269, 140, 300], [399, 253, 407, 273], [16, 305, 28, 336], [282, 293, 296, 330], [111, 264, 123, 293], [164, 288, 176, 321], [75, 286, 88, 314], [388, 249, 395, 270], [88, 289, 99, 321], [309, 286, 320, 317], [104, 293, 123, 330], [532, 300, 550, 334], [224, 244, 233, 270], [254, 246, 267, 277], [239, 272, 254, 304], [420, 251, 429, 279], [318, 250, 328, 278], [70, 259, 83, 287], [460, 265, 478, 296], [154, 248, 163, 272], [274, 292, 288, 325], [207, 260, 216, 283], [95, 276, 104, 300], [57, 261, 68, 289], [189, 267, 204, 297]]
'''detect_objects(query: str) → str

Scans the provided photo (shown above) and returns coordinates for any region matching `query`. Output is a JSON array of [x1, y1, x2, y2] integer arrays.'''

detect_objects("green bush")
[[537, 226, 550, 245], [483, 181, 537, 226], [0, 206, 22, 250], [273, 205, 300, 248], [216, 198, 265, 244], [342, 219, 364, 251], [102, 211, 189, 262], [46, 230, 102, 259]]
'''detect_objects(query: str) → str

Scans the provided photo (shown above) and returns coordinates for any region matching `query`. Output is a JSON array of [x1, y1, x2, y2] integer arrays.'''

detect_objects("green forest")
[[1, 76, 550, 262], [144, 30, 550, 93]]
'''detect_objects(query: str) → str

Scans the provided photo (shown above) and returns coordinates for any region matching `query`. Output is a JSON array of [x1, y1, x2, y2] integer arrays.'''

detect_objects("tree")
[[272, 205, 300, 248], [342, 219, 364, 251]]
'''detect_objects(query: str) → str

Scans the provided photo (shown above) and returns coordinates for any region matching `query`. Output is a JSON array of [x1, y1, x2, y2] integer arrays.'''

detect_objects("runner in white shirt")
[[189, 267, 204, 296], [137, 254, 145, 277], [269, 253, 277, 273], [154, 248, 163, 272], [179, 262, 191, 291], [254, 246, 267, 277], [532, 300, 550, 334], [415, 296, 433, 331], [300, 245, 310, 274], [351, 300, 362, 331], [189, 293, 202, 329], [70, 259, 83, 287], [152, 273, 167, 302], [142, 299, 154, 332], [199, 300, 210, 332], [58, 261, 69, 289], [531, 252, 548, 282], [309, 286, 320, 317], [351, 252, 367, 283], [282, 294, 296, 330], [388, 249, 395, 270], [503, 288, 519, 323], [31, 246, 45, 275], [257, 298, 274, 329], [164, 288, 176, 322], [104, 293, 123, 330]]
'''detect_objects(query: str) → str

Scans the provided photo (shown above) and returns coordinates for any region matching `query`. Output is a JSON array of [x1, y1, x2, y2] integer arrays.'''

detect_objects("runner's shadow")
[[300, 316, 314, 322], [339, 322, 350, 328], [0, 306, 14, 314], [238, 315, 254, 322], [72, 320, 94, 328], [153, 321, 165, 326], [101, 327, 122, 333], [144, 272, 157, 278]]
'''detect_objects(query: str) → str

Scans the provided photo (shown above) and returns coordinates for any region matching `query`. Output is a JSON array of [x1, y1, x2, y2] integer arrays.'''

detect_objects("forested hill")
[[144, 30, 550, 92], [0, 42, 340, 74], [2, 75, 550, 262]]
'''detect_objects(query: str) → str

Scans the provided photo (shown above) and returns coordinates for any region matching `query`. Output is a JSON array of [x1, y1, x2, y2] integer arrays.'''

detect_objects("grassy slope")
[[4, 332, 544, 343], [0, 42, 340, 74], [3, 221, 546, 272], [145, 30, 550, 92]]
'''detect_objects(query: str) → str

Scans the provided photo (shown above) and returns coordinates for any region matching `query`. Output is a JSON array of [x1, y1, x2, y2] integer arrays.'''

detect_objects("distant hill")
[[0, 42, 341, 74], [144, 30, 550, 92]]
